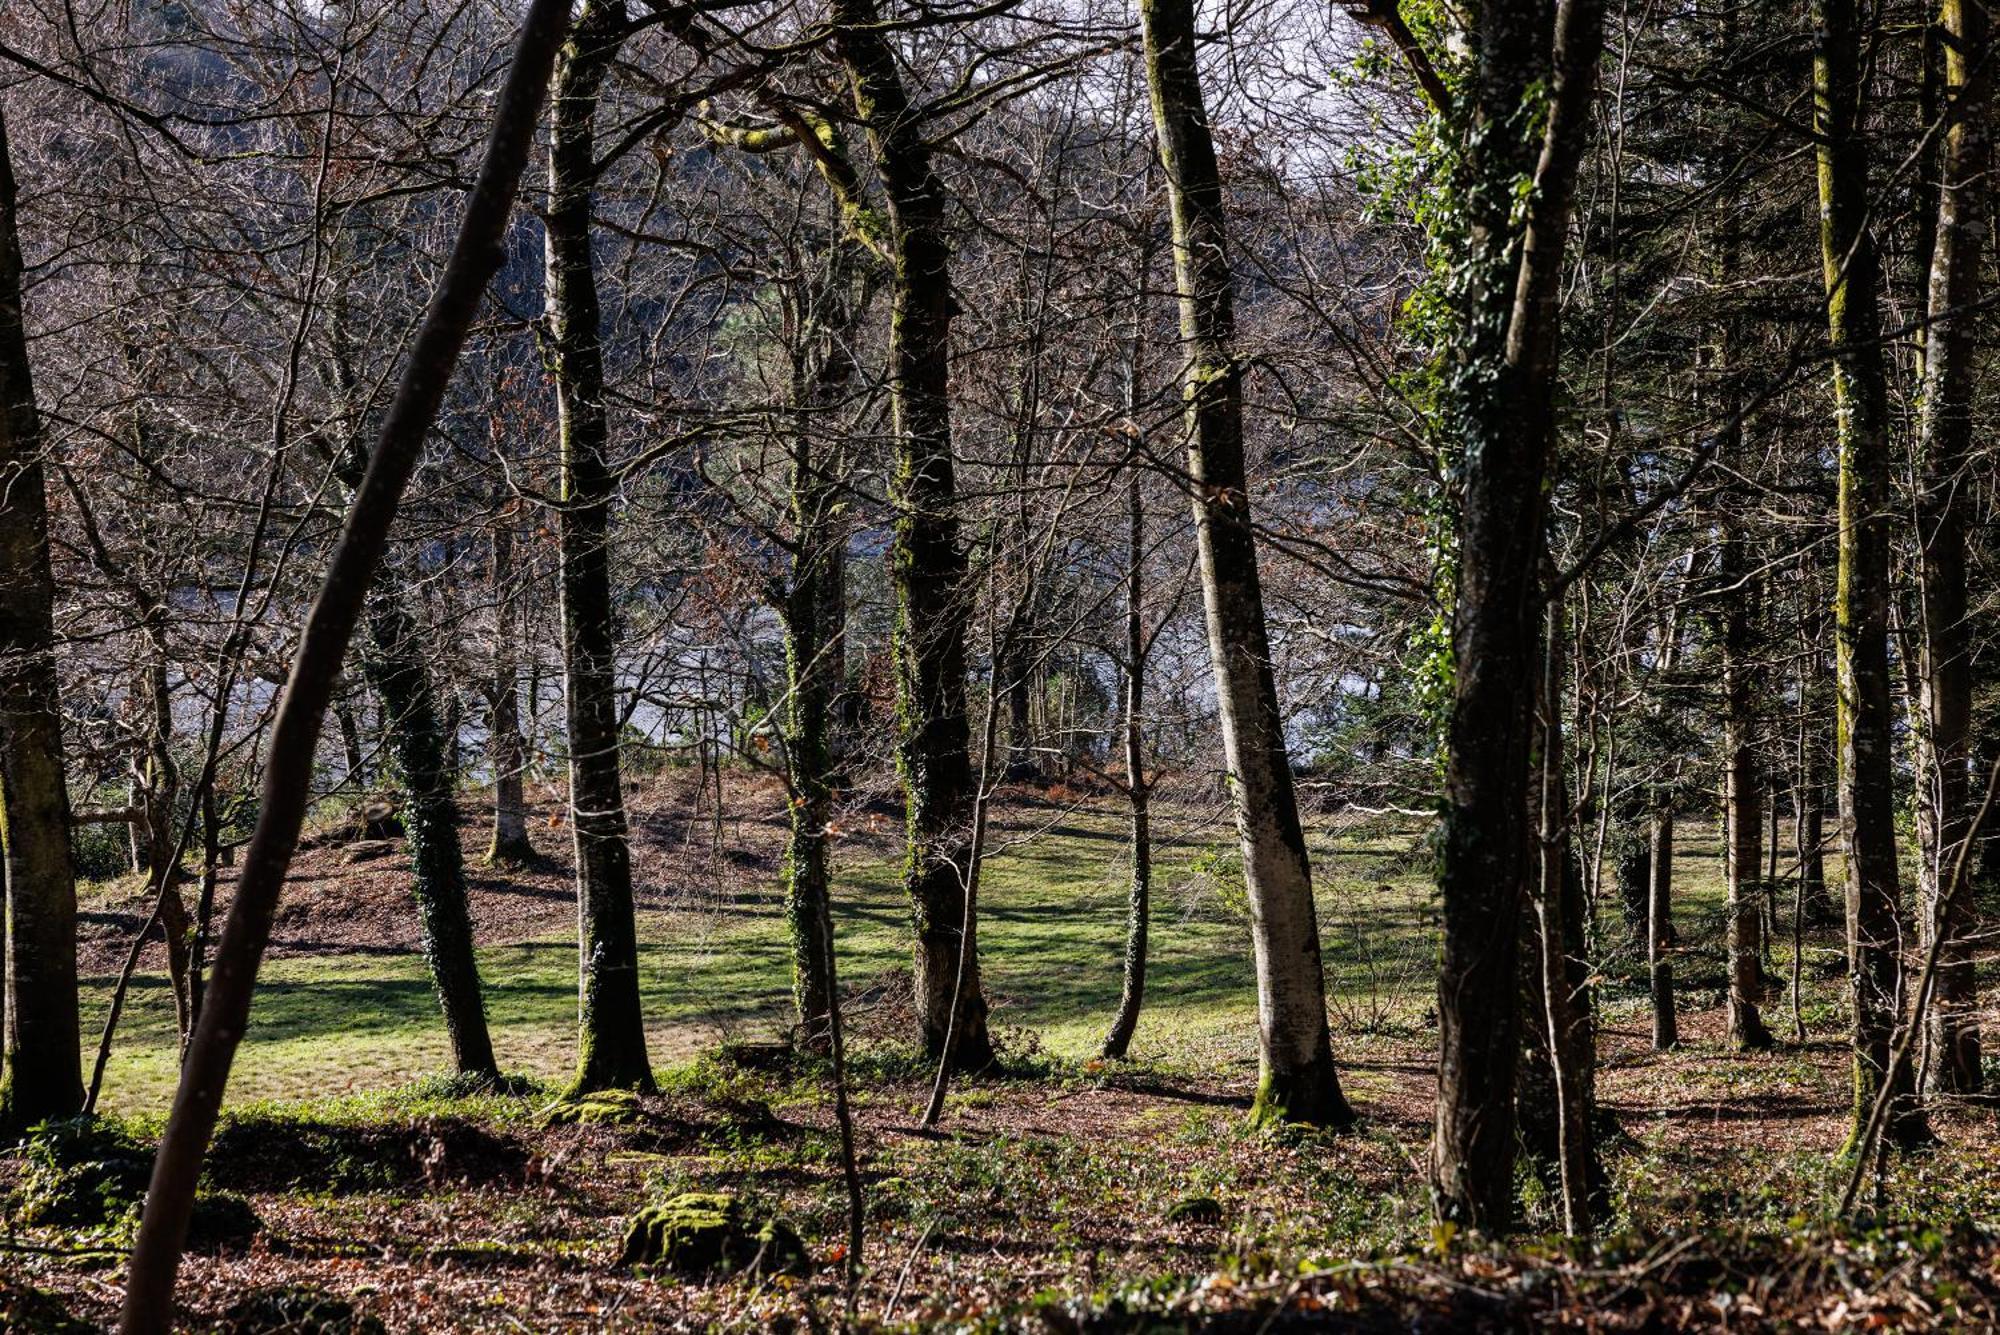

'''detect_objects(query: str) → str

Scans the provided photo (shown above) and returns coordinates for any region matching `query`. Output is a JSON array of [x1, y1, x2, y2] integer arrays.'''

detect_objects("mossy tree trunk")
[[0, 106, 82, 1133], [778, 273, 858, 1053], [1432, 0, 1606, 1228], [354, 583, 500, 1079], [830, 0, 992, 1071], [325, 299, 499, 1083], [1139, 0, 1351, 1128], [1812, 0, 1929, 1151], [547, 0, 653, 1095], [1913, 0, 1988, 1096]]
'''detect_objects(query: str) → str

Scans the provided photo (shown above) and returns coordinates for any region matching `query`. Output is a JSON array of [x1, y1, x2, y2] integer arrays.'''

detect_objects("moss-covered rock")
[[537, 1088, 644, 1127], [220, 1285, 386, 1334], [618, 1191, 807, 1276]]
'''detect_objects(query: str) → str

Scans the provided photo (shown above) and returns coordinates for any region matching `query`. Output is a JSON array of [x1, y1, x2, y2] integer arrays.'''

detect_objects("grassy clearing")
[[84, 799, 1450, 1113]]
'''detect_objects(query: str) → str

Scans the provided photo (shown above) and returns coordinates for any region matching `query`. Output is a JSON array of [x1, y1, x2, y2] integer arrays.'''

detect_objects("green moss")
[[617, 1190, 807, 1276]]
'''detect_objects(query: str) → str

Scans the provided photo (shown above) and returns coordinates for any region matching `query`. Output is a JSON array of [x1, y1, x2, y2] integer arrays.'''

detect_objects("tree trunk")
[[357, 585, 499, 1078], [324, 300, 500, 1084], [779, 278, 856, 1053], [1812, 0, 1929, 1151], [1140, 0, 1351, 1128], [1913, 0, 1988, 1097], [0, 105, 83, 1133], [547, 0, 653, 1095], [1432, 0, 1606, 1228], [831, 0, 992, 1071], [1518, 592, 1600, 1232], [1648, 802, 1677, 1050], [1721, 506, 1772, 1049], [486, 513, 534, 865], [1103, 472, 1151, 1061]]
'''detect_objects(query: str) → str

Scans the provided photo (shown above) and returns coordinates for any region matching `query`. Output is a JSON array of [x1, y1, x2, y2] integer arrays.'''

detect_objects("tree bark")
[[546, 0, 653, 1095], [119, 6, 569, 1324], [355, 584, 499, 1078], [1913, 0, 1988, 1096], [1721, 508, 1772, 1049], [1432, 0, 1606, 1228], [0, 104, 83, 1134], [1102, 472, 1152, 1061], [1140, 0, 1351, 1128], [1648, 802, 1677, 1050], [779, 279, 856, 1053], [1812, 0, 1929, 1151], [830, 0, 992, 1071], [1518, 592, 1600, 1232], [486, 511, 534, 865]]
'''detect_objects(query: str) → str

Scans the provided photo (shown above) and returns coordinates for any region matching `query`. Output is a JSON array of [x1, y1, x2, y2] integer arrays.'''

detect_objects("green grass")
[[83, 802, 1449, 1114]]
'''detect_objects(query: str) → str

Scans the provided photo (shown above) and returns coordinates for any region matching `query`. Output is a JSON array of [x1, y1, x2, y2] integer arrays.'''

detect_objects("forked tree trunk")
[[1812, 0, 1929, 1151], [1518, 592, 1600, 1233], [831, 0, 992, 1071], [1140, 0, 1350, 1127], [1913, 0, 1988, 1097], [119, 8, 569, 1323], [0, 105, 83, 1134], [547, 0, 653, 1095]]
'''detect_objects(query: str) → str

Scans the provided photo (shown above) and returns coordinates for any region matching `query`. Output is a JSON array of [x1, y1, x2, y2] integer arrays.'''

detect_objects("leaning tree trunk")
[[119, 7, 570, 1323], [0, 105, 82, 1134], [1913, 0, 1988, 1096], [1140, 0, 1351, 1127], [831, 0, 992, 1071], [547, 0, 653, 1095], [1813, 0, 1928, 1151], [486, 509, 534, 865]]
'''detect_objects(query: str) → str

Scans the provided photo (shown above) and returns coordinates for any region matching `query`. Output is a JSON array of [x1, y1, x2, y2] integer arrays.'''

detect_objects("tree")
[[1431, 0, 1606, 1228], [830, 0, 994, 1071], [0, 103, 83, 1133], [1811, 0, 1929, 1152], [119, 4, 573, 1324], [1911, 0, 1989, 1096], [546, 0, 654, 1095], [1141, 0, 1352, 1128]]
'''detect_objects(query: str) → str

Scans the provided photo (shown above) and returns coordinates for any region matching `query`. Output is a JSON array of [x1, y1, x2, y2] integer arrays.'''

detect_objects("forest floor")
[[10, 769, 2000, 1330]]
